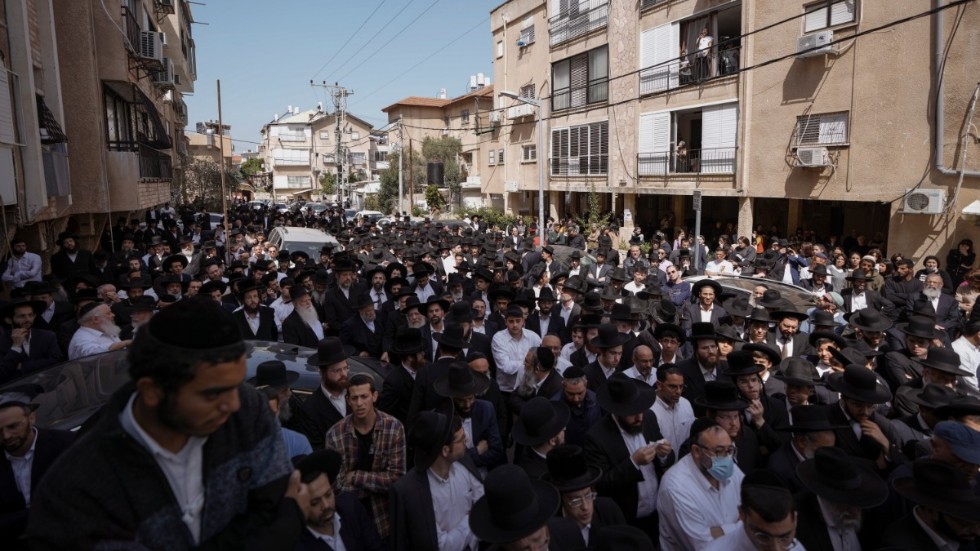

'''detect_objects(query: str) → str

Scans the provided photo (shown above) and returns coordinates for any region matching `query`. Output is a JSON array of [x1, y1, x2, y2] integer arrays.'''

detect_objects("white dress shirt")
[[952, 336, 980, 390], [270, 298, 293, 335], [2, 252, 42, 288], [623, 366, 656, 386], [850, 292, 867, 312], [322, 385, 347, 416], [777, 334, 794, 358], [699, 305, 715, 323], [428, 464, 483, 550], [68, 326, 121, 360], [492, 329, 542, 392], [651, 395, 695, 450], [614, 417, 659, 518], [415, 284, 435, 303], [657, 453, 744, 551], [307, 514, 346, 551], [5, 427, 38, 506]]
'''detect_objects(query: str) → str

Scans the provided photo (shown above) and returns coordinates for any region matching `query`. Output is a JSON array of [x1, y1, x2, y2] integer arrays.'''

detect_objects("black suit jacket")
[[764, 330, 812, 358], [339, 316, 382, 358], [232, 306, 278, 341], [0, 428, 75, 536], [0, 328, 64, 384], [516, 450, 549, 480], [583, 361, 616, 393], [677, 358, 729, 415], [464, 331, 493, 372], [282, 310, 320, 348], [407, 356, 458, 422], [50, 249, 94, 281], [907, 293, 962, 332], [824, 402, 905, 466], [295, 492, 383, 551], [682, 303, 728, 333], [297, 388, 348, 450], [378, 364, 417, 426], [32, 301, 75, 333], [550, 497, 629, 548], [323, 284, 365, 331], [794, 490, 887, 551], [766, 441, 806, 494], [879, 511, 961, 551], [841, 288, 895, 319], [525, 310, 567, 341], [583, 414, 675, 522], [389, 457, 482, 551]]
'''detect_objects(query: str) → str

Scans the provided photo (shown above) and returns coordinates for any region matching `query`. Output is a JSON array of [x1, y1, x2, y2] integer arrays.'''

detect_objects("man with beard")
[[283, 287, 325, 348], [911, 273, 962, 336], [883, 259, 923, 310], [678, 322, 729, 413], [231, 282, 278, 341], [364, 266, 388, 312], [29, 298, 313, 550], [298, 337, 350, 450], [324, 259, 363, 331], [340, 294, 383, 358], [324, 373, 405, 541], [67, 303, 131, 360], [447, 301, 492, 369], [584, 373, 673, 540], [434, 362, 505, 474], [120, 296, 156, 340], [0, 298, 64, 383], [0, 392, 75, 541], [378, 328, 426, 425], [2, 238, 42, 290], [25, 281, 75, 333], [418, 296, 451, 363], [841, 271, 894, 318], [526, 287, 566, 342], [794, 447, 890, 551], [295, 449, 384, 551], [824, 365, 905, 468], [50, 231, 94, 282]]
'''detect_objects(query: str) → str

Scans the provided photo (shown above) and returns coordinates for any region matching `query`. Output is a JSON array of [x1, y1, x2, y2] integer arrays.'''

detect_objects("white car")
[[354, 210, 385, 225], [266, 226, 341, 259]]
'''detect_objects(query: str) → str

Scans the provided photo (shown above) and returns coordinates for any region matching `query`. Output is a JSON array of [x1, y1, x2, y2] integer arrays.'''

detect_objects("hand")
[[747, 399, 766, 428], [477, 439, 489, 455], [654, 440, 672, 459], [860, 420, 890, 451], [284, 470, 312, 518], [345, 470, 355, 488], [10, 328, 27, 347], [632, 445, 658, 466]]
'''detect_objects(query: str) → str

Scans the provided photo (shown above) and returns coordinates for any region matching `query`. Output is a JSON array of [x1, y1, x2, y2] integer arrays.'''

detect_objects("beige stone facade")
[[486, 0, 980, 257]]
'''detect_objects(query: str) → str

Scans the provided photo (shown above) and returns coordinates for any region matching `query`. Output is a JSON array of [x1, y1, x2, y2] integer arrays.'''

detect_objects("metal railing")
[[549, 0, 609, 47], [121, 6, 141, 54], [552, 78, 608, 111], [637, 147, 737, 176], [639, 45, 740, 95], [139, 145, 173, 180], [641, 0, 669, 10]]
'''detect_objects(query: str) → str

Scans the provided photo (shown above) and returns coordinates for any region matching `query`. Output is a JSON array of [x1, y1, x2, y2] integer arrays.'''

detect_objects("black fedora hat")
[[433, 323, 468, 350], [771, 309, 808, 322], [563, 275, 587, 295], [400, 295, 422, 314], [590, 324, 630, 349], [845, 271, 872, 282], [448, 300, 475, 323], [828, 345, 871, 369], [897, 316, 939, 340], [797, 447, 888, 508], [586, 525, 655, 551], [610, 303, 632, 323], [163, 254, 189, 270], [741, 342, 781, 367], [537, 287, 558, 302], [652, 301, 680, 325], [543, 445, 601, 492], [808, 330, 845, 349], [653, 322, 684, 343], [596, 374, 657, 416], [573, 313, 602, 330], [826, 365, 892, 404], [773, 357, 823, 386], [935, 395, 980, 419], [912, 347, 971, 377], [721, 295, 753, 318], [694, 381, 750, 411], [745, 306, 772, 324], [723, 349, 765, 378], [810, 264, 830, 277], [777, 405, 846, 432], [407, 400, 455, 471], [434, 361, 490, 398], [55, 231, 79, 247], [757, 289, 786, 309], [689, 322, 720, 343], [488, 287, 515, 304], [892, 459, 980, 521], [512, 397, 570, 447], [581, 292, 603, 313], [909, 384, 959, 410], [691, 278, 723, 298], [609, 267, 629, 282], [199, 280, 227, 296], [469, 465, 560, 544], [715, 324, 744, 343], [247, 360, 300, 388], [67, 287, 98, 305], [0, 296, 46, 319], [847, 309, 893, 332], [599, 286, 621, 302], [809, 309, 839, 329], [420, 295, 451, 314], [309, 336, 347, 368]]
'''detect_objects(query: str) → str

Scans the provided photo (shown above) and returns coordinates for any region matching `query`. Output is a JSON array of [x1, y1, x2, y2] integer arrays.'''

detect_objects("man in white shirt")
[[295, 449, 384, 550], [623, 345, 657, 386], [658, 421, 745, 550], [491, 305, 542, 394], [704, 470, 804, 551], [705, 248, 735, 276], [2, 238, 42, 289], [951, 320, 980, 390], [651, 366, 696, 451], [67, 303, 132, 360]]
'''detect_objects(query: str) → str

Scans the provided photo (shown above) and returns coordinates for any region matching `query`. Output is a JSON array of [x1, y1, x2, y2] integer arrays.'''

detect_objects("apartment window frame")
[[803, 0, 857, 33], [104, 86, 135, 151], [319, 130, 331, 139], [350, 131, 360, 141], [794, 111, 849, 147], [374, 151, 388, 162], [489, 149, 496, 165], [498, 148, 505, 165], [519, 84, 536, 100], [461, 109, 470, 124], [551, 46, 608, 112], [285, 175, 309, 188], [350, 151, 367, 165], [522, 144, 537, 163], [519, 21, 535, 46], [278, 125, 306, 142], [550, 121, 608, 176], [496, 40, 504, 58]]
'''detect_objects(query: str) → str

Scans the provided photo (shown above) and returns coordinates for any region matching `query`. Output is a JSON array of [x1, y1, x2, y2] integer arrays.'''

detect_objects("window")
[[350, 152, 367, 165], [319, 131, 330, 139], [286, 175, 309, 188], [497, 40, 504, 58], [551, 121, 608, 176], [104, 87, 134, 150], [804, 0, 856, 32], [498, 149, 505, 165], [374, 151, 388, 162], [351, 131, 360, 140], [0, 69, 15, 144], [489, 149, 496, 165], [795, 112, 848, 145], [522, 144, 537, 162], [273, 148, 309, 166], [519, 18, 535, 45], [520, 84, 536, 100], [461, 109, 470, 124], [552, 46, 608, 111], [279, 125, 306, 142]]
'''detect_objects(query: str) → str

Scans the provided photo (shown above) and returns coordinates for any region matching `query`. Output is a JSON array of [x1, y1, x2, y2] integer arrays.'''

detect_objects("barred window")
[[795, 112, 848, 146], [551, 121, 608, 176]]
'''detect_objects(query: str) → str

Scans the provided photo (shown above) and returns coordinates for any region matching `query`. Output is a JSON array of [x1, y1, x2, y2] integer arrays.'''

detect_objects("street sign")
[[693, 190, 702, 211]]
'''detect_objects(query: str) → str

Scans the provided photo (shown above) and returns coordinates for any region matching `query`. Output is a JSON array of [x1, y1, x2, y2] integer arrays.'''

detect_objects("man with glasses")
[[544, 444, 626, 548], [659, 420, 745, 550], [704, 470, 803, 551]]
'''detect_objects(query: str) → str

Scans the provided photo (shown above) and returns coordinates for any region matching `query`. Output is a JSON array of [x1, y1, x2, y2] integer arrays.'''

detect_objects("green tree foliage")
[[319, 172, 335, 196], [425, 184, 446, 212], [183, 158, 239, 211], [458, 206, 517, 230], [378, 164, 398, 215], [240, 157, 264, 177], [572, 182, 612, 247]]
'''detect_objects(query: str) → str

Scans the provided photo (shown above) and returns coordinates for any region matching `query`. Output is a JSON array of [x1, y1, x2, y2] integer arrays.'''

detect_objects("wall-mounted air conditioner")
[[901, 188, 945, 215], [796, 146, 831, 167], [140, 31, 165, 63], [796, 31, 833, 58]]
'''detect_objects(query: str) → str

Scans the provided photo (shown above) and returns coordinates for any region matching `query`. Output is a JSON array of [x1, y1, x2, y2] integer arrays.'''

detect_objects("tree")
[[184, 158, 239, 211], [240, 157, 264, 177], [319, 172, 335, 196], [378, 165, 398, 215], [425, 184, 446, 213]]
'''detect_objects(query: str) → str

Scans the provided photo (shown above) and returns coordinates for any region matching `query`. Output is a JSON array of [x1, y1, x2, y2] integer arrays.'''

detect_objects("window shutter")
[[551, 128, 568, 175], [0, 70, 16, 144], [830, 1, 856, 26], [818, 113, 848, 143], [804, 6, 828, 32], [643, 23, 678, 93], [570, 54, 588, 108], [639, 112, 670, 175], [640, 28, 657, 69], [701, 103, 738, 173], [0, 146, 16, 204]]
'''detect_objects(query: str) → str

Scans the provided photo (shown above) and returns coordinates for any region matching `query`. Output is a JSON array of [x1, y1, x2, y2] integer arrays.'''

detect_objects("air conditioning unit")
[[489, 111, 501, 123], [152, 58, 175, 88], [505, 181, 519, 192], [902, 188, 945, 215], [796, 146, 831, 167], [140, 31, 165, 63], [796, 30, 833, 58]]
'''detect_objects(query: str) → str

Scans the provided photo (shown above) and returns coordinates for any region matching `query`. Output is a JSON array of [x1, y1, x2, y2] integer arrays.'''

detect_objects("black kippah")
[[146, 297, 241, 350]]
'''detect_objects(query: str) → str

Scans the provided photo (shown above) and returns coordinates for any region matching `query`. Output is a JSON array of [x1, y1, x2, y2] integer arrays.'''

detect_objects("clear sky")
[[183, 0, 501, 154]]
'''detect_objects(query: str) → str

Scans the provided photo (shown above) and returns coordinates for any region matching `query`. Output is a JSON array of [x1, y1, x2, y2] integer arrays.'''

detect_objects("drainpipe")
[[933, 0, 980, 178]]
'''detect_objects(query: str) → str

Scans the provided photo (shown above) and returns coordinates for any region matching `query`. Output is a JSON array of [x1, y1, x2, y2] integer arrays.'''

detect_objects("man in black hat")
[[409, 262, 442, 304], [684, 279, 728, 333], [724, 350, 790, 461], [408, 323, 471, 420], [554, 365, 603, 447], [526, 287, 566, 341], [390, 405, 484, 551], [879, 315, 940, 394], [841, 270, 895, 317], [50, 231, 94, 282], [231, 281, 278, 341], [25, 281, 75, 333], [677, 322, 729, 410], [543, 444, 627, 548], [585, 373, 674, 538], [823, 365, 906, 467], [0, 298, 63, 383], [294, 449, 384, 551], [434, 362, 505, 473], [893, 347, 978, 419], [767, 405, 841, 493], [417, 296, 452, 364], [766, 310, 811, 360], [324, 260, 365, 331], [378, 327, 426, 425], [339, 294, 383, 359], [794, 447, 890, 551], [883, 459, 980, 550], [0, 392, 75, 541], [29, 298, 313, 549], [282, 287, 325, 347], [297, 337, 350, 449], [512, 397, 570, 479]]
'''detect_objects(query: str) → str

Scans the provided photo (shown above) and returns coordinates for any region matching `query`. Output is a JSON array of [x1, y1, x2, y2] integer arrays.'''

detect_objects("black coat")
[[516, 450, 549, 480], [766, 441, 806, 494], [232, 307, 279, 341], [32, 301, 75, 333], [841, 288, 895, 319], [50, 249, 94, 281], [583, 414, 675, 523], [297, 388, 348, 450], [550, 497, 628, 548], [282, 310, 320, 348], [525, 310, 566, 340], [0, 428, 75, 537], [764, 330, 812, 358], [583, 361, 616, 393], [378, 364, 417, 426], [0, 328, 64, 384], [794, 490, 888, 551], [823, 402, 906, 466], [294, 492, 383, 551], [406, 357, 458, 422], [389, 457, 482, 551], [676, 358, 729, 416], [323, 284, 365, 331], [339, 316, 382, 358]]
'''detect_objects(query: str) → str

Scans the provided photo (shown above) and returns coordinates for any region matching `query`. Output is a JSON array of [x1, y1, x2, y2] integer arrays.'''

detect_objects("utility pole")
[[409, 139, 415, 214], [398, 116, 404, 216], [217, 80, 228, 229], [310, 81, 353, 206]]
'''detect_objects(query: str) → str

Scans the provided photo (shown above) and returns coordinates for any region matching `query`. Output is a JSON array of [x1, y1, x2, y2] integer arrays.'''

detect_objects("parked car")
[[267, 226, 341, 260], [0, 341, 390, 432], [683, 274, 816, 311], [354, 210, 385, 225]]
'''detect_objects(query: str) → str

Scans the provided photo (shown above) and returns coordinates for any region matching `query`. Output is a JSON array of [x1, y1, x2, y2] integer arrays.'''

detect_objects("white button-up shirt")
[[428, 464, 483, 550], [615, 417, 659, 518], [850, 292, 868, 312], [5, 427, 38, 505], [321, 385, 346, 417], [651, 395, 695, 450], [952, 336, 980, 390], [623, 366, 656, 386], [2, 252, 42, 288], [703, 521, 805, 551], [492, 329, 542, 392], [68, 326, 121, 360], [307, 514, 346, 551], [658, 453, 744, 551]]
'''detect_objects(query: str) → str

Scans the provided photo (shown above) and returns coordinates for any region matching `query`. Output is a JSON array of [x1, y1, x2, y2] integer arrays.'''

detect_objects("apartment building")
[[187, 121, 233, 168], [0, 0, 196, 261], [490, 0, 980, 257], [258, 106, 374, 202]]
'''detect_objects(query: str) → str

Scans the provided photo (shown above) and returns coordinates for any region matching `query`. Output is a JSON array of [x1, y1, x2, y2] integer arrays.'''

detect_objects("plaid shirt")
[[324, 409, 405, 538]]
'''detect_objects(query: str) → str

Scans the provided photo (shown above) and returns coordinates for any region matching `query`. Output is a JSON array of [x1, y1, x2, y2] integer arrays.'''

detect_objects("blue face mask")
[[706, 455, 736, 481]]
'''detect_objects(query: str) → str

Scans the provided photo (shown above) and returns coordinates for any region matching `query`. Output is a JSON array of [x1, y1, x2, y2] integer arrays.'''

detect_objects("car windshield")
[[285, 241, 331, 259]]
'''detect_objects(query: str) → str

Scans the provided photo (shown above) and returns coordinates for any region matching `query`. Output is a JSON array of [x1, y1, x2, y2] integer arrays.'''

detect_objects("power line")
[[334, 0, 443, 83], [310, 0, 390, 81], [321, 0, 419, 84]]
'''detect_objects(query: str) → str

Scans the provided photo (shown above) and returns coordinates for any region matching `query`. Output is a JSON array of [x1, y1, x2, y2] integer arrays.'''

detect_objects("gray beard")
[[100, 321, 122, 338], [922, 287, 941, 300], [296, 305, 319, 326], [407, 317, 426, 329]]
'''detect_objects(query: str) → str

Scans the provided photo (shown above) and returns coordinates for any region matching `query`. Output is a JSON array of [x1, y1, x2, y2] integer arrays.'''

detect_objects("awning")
[[137, 89, 172, 150], [36, 95, 67, 144], [963, 199, 980, 215], [237, 182, 255, 192]]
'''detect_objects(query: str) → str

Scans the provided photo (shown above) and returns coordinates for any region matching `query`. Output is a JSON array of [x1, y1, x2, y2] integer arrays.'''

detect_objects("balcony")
[[139, 145, 173, 180], [507, 103, 536, 120], [637, 147, 737, 176], [641, 0, 668, 10], [549, 0, 608, 47], [122, 6, 141, 54], [639, 44, 740, 96]]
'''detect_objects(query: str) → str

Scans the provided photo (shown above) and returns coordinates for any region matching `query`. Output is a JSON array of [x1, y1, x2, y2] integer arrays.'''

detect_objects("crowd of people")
[[1, 201, 980, 550]]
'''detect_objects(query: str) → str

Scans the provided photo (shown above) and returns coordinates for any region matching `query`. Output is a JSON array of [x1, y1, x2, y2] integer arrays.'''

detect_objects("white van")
[[267, 226, 341, 259]]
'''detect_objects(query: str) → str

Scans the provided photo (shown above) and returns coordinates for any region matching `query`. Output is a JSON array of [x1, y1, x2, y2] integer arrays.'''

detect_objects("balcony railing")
[[639, 45, 740, 95], [122, 6, 141, 54], [552, 78, 608, 111], [549, 0, 608, 47], [637, 147, 737, 176], [139, 145, 173, 180], [641, 0, 668, 10]]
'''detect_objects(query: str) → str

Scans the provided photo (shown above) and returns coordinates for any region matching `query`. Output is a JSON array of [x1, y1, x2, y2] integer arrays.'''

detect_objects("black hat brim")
[[797, 459, 889, 508], [512, 401, 571, 447], [543, 465, 603, 493], [825, 372, 892, 404], [596, 382, 658, 416], [469, 479, 560, 544], [433, 375, 490, 399]]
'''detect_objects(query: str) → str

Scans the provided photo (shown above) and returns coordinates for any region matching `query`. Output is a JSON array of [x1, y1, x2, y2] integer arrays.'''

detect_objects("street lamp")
[[499, 90, 546, 247]]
